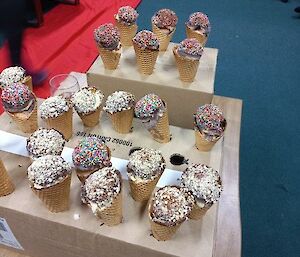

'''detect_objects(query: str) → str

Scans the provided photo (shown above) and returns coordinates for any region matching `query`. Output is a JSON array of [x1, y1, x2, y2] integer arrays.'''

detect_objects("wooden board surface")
[[0, 95, 242, 257]]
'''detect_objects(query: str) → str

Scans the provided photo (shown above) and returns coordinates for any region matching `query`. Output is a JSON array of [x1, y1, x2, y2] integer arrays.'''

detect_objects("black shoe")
[[295, 6, 300, 13]]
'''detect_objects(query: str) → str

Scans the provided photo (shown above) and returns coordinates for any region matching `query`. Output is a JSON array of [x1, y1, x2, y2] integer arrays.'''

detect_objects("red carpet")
[[0, 0, 141, 113]]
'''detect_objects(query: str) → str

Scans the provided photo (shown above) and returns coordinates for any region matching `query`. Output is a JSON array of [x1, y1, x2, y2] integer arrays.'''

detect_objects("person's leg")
[[7, 29, 23, 66]]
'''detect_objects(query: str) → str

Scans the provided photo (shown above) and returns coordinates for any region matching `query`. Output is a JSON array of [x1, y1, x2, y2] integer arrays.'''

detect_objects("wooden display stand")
[[87, 43, 218, 129]]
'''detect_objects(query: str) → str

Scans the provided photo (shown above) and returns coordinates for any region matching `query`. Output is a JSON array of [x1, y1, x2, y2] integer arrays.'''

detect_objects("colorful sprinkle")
[[127, 148, 165, 181], [115, 6, 138, 25], [94, 23, 120, 50], [150, 186, 195, 226], [72, 87, 104, 114], [0, 66, 26, 88], [72, 137, 111, 170], [181, 163, 222, 205], [186, 12, 211, 36], [81, 167, 121, 211], [27, 128, 66, 160], [1, 83, 34, 113], [132, 30, 159, 50], [134, 93, 164, 119], [194, 104, 226, 141], [177, 38, 204, 60], [103, 91, 135, 114], [40, 95, 70, 119], [28, 155, 72, 189], [152, 9, 178, 31]]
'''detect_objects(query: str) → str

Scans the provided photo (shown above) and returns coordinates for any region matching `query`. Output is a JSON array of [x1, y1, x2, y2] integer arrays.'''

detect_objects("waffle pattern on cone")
[[133, 43, 159, 75], [8, 98, 38, 133], [0, 160, 14, 197], [31, 175, 71, 213], [188, 203, 210, 220], [150, 219, 181, 241], [195, 130, 218, 151], [185, 26, 208, 46], [78, 107, 101, 127], [45, 108, 73, 140], [22, 76, 33, 91], [109, 108, 134, 133], [96, 192, 123, 226], [149, 111, 171, 143], [115, 20, 137, 47], [97, 46, 121, 70], [173, 47, 200, 83], [129, 175, 161, 202], [152, 23, 175, 51]]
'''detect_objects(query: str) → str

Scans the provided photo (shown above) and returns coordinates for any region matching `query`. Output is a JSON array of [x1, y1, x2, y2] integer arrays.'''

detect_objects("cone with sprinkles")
[[1, 83, 38, 133], [185, 12, 211, 46], [0, 66, 32, 91], [0, 159, 14, 197], [82, 168, 123, 226], [114, 6, 139, 47], [127, 148, 166, 202], [194, 104, 227, 151], [72, 87, 104, 127], [103, 91, 135, 134], [135, 93, 171, 143], [151, 9, 178, 51], [94, 23, 121, 70], [40, 95, 73, 140], [72, 137, 112, 183], [173, 38, 203, 83], [180, 163, 223, 220], [149, 186, 195, 241], [132, 30, 159, 75]]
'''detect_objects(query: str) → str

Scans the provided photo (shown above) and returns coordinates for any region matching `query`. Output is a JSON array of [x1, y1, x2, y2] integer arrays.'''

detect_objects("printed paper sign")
[[0, 217, 24, 250]]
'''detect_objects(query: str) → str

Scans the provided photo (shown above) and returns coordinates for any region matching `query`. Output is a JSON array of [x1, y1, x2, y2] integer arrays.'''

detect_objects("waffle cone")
[[95, 192, 123, 226], [185, 26, 208, 46], [129, 175, 161, 202], [115, 19, 137, 47], [173, 47, 200, 83], [31, 175, 71, 213], [152, 23, 175, 51], [0, 159, 14, 197], [148, 110, 171, 143], [8, 97, 38, 133], [22, 76, 33, 91], [45, 108, 73, 140], [108, 108, 134, 134], [97, 46, 121, 70], [150, 219, 181, 241], [195, 129, 219, 151], [78, 107, 101, 127], [133, 42, 159, 75], [188, 203, 211, 220]]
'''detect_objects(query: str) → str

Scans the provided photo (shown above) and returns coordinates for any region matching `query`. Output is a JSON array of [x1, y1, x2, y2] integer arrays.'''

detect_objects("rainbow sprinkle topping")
[[186, 12, 211, 36], [177, 38, 204, 60], [116, 6, 138, 25], [134, 93, 164, 119], [72, 137, 111, 170], [1, 83, 33, 112], [194, 104, 226, 141], [94, 23, 120, 50], [152, 9, 178, 30], [133, 30, 159, 50]]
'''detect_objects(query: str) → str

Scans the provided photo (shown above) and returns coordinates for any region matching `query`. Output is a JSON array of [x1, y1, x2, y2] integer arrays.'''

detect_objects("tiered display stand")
[[0, 44, 242, 257]]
